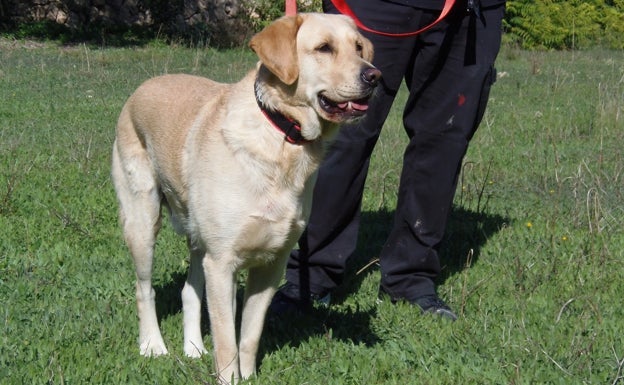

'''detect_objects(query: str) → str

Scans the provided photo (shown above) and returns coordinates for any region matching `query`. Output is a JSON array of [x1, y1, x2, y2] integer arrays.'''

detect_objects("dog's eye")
[[355, 42, 364, 56], [316, 43, 333, 54]]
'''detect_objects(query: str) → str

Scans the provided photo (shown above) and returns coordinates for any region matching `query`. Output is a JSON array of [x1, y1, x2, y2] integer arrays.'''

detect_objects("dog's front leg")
[[204, 255, 240, 384], [238, 254, 289, 379]]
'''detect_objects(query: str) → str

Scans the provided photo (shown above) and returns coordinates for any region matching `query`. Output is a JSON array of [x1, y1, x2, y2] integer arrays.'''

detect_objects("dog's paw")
[[184, 341, 208, 358], [139, 339, 169, 357]]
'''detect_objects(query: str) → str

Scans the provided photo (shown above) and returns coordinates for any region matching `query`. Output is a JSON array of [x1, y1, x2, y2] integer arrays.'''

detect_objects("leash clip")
[[467, 0, 484, 24]]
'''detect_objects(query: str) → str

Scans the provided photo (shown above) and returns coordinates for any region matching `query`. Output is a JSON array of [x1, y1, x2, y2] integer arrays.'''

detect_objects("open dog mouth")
[[318, 93, 372, 120]]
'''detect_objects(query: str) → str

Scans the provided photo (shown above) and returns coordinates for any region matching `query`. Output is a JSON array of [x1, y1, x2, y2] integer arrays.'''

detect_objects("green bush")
[[243, 0, 322, 30], [504, 0, 624, 49]]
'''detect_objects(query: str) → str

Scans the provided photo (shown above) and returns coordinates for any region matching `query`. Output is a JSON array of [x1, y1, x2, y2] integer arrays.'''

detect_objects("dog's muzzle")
[[318, 66, 381, 120]]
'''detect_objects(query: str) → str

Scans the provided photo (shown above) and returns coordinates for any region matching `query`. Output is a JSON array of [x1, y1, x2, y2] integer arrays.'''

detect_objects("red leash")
[[330, 0, 456, 37], [284, 0, 456, 37], [285, 0, 297, 16]]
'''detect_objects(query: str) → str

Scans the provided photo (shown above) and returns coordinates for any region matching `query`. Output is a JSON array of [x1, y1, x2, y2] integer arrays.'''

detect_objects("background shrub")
[[504, 0, 624, 49], [0, 0, 622, 49]]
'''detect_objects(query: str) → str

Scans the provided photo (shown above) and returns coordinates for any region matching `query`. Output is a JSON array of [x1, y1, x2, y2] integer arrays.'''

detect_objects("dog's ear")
[[249, 15, 303, 85]]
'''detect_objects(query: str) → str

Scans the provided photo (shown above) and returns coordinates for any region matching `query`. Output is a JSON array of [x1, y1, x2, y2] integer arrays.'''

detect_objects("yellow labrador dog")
[[112, 13, 380, 384]]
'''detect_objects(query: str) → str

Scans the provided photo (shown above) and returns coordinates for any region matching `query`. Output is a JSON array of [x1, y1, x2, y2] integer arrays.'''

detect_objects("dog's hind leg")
[[112, 139, 167, 357], [182, 240, 208, 357], [238, 254, 289, 379]]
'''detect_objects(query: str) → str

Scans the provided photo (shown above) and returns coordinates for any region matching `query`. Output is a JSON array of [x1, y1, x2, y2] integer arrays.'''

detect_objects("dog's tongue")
[[338, 99, 369, 112]]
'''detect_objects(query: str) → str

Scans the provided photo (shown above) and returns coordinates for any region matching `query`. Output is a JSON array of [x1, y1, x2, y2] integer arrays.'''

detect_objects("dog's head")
[[249, 13, 381, 129]]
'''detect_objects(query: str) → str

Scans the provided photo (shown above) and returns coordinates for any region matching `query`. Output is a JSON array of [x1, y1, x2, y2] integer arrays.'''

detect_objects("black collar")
[[254, 80, 310, 145]]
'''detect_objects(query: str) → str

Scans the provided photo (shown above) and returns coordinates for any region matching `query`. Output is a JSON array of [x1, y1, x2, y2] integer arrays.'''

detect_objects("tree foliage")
[[504, 0, 624, 49]]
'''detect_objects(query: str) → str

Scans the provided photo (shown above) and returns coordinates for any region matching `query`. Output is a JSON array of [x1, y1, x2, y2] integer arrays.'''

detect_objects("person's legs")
[[273, 2, 505, 317], [379, 3, 506, 303]]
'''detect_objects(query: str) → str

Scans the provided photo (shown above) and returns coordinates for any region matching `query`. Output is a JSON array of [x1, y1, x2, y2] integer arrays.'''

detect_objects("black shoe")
[[413, 295, 458, 321], [269, 282, 331, 315], [378, 289, 457, 321]]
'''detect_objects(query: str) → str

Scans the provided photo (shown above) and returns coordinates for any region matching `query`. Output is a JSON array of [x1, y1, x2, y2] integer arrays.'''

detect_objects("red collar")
[[255, 80, 311, 145]]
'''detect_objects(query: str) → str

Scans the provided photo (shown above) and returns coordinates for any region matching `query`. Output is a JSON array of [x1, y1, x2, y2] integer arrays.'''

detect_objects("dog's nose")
[[361, 67, 382, 86]]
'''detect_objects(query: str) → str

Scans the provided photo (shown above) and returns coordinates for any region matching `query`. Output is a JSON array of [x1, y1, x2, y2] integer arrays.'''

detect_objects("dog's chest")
[[235, 194, 306, 261]]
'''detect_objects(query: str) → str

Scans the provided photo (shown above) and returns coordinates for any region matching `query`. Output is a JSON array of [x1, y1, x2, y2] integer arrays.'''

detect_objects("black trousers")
[[285, 0, 506, 301]]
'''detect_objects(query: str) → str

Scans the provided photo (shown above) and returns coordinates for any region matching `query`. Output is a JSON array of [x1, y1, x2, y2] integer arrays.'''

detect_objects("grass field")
[[1, 39, 623, 384]]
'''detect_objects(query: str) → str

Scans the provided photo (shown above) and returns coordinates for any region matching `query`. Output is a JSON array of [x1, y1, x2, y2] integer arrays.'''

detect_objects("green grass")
[[1, 39, 623, 384]]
